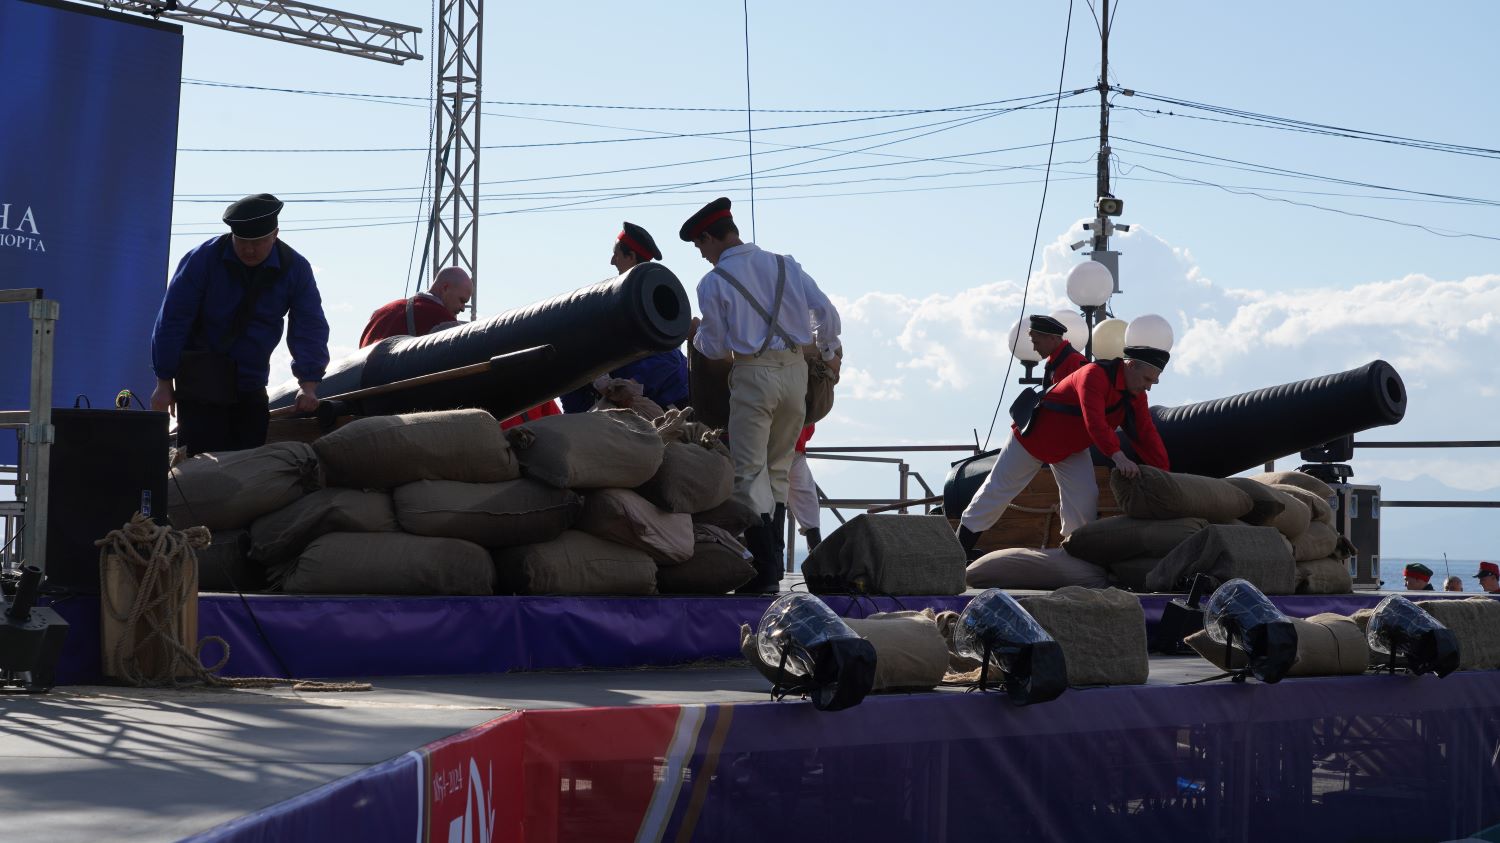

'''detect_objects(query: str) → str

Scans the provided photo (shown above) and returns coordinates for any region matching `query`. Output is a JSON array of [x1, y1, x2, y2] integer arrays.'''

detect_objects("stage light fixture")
[[1367, 595, 1460, 677], [1203, 579, 1299, 684], [953, 589, 1067, 705], [756, 593, 876, 711]]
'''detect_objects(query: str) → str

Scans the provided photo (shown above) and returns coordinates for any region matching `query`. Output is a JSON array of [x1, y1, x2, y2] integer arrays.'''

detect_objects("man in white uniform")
[[682, 197, 841, 593]]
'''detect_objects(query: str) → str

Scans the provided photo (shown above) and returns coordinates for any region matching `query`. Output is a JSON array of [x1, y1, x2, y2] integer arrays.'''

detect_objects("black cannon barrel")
[[1148, 358, 1405, 478], [270, 262, 691, 418], [943, 359, 1406, 515]]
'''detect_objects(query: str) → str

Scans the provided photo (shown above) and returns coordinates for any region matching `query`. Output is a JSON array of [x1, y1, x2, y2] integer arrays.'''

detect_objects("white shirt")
[[692, 243, 841, 361]]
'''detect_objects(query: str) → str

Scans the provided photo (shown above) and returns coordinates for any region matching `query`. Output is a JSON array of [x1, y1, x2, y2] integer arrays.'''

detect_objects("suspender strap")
[[712, 254, 799, 355]]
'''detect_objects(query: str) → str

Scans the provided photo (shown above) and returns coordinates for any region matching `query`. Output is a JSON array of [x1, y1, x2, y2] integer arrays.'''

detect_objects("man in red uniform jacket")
[[1027, 314, 1086, 387], [958, 345, 1171, 553], [358, 266, 560, 426], [359, 266, 473, 348]]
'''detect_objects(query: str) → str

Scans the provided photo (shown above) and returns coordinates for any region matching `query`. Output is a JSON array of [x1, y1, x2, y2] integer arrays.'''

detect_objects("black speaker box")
[[42, 409, 169, 594]]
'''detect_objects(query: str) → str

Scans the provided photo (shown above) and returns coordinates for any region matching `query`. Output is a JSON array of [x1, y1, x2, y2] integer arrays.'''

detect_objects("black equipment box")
[[1330, 483, 1380, 590], [42, 409, 169, 594]]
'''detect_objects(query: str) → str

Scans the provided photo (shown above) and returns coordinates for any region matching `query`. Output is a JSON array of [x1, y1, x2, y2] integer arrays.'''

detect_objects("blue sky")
[[160, 1, 1499, 557]]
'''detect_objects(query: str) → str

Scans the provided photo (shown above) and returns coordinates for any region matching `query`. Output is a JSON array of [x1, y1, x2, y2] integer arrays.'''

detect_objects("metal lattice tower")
[[430, 0, 484, 320], [96, 0, 423, 64]]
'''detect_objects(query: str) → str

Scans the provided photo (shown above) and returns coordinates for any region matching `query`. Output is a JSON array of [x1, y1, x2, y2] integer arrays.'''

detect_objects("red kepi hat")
[[1476, 561, 1500, 579], [1403, 563, 1433, 582], [679, 197, 733, 241], [617, 222, 662, 261]]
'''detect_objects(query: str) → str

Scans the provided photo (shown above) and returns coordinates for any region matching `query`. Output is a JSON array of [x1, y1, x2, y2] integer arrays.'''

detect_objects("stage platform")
[[48, 583, 1496, 684], [9, 657, 1500, 842]]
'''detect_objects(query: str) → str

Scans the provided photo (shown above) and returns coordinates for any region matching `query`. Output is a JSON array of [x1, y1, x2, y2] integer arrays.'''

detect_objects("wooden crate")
[[950, 466, 1120, 554]]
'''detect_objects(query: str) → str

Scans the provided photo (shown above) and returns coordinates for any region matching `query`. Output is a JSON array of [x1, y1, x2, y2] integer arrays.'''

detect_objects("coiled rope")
[[96, 513, 369, 692]]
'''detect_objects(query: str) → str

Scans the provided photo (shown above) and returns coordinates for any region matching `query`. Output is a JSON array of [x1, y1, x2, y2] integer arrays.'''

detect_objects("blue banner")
[[0, 0, 182, 430]]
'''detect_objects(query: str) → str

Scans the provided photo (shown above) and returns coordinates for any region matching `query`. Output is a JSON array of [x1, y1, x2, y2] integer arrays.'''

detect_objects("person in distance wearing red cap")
[[1402, 563, 1435, 591], [1476, 561, 1500, 594]]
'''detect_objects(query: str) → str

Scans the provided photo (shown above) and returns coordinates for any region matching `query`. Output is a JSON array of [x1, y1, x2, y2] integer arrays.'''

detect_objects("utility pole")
[[430, 0, 484, 321], [1086, 0, 1127, 295]]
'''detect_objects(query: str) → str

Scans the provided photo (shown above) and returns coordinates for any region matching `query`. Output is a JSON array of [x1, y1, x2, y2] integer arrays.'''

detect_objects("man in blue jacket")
[[150, 194, 329, 455]]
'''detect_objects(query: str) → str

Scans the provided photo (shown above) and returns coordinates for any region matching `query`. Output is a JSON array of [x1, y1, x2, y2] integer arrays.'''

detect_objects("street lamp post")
[[1065, 261, 1114, 361]]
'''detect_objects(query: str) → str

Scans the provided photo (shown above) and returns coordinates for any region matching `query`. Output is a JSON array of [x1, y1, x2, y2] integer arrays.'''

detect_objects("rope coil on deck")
[[96, 513, 369, 692]]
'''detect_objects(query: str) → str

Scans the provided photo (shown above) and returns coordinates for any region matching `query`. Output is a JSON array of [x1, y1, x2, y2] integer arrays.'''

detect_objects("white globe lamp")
[[1091, 318, 1128, 360], [1007, 319, 1043, 363], [1065, 261, 1114, 309], [1125, 314, 1175, 351], [1049, 309, 1089, 350]]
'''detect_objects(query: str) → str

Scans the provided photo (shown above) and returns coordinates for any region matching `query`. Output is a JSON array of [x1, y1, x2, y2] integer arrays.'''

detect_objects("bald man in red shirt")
[[958, 345, 1172, 553]]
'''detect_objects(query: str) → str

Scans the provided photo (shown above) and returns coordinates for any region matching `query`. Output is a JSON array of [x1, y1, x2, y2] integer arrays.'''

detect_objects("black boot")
[[772, 503, 787, 559], [957, 526, 984, 561], [805, 528, 822, 552], [736, 514, 782, 595]]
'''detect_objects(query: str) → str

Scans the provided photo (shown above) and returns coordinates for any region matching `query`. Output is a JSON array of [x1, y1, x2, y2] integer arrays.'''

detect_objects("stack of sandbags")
[[492, 530, 657, 595], [1111, 465, 1255, 524], [1420, 598, 1500, 670], [965, 546, 1109, 590], [1062, 516, 1209, 592], [395, 479, 580, 547], [1185, 612, 1369, 676], [1017, 587, 1149, 685], [169, 442, 321, 531], [575, 488, 693, 563], [240, 410, 522, 595], [1245, 470, 1352, 594], [506, 409, 664, 490], [657, 524, 756, 594]]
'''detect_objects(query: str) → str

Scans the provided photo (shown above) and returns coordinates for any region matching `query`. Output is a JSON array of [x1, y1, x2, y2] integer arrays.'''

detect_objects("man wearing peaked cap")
[[151, 193, 329, 455], [1476, 561, 1500, 594], [1028, 314, 1086, 388], [560, 222, 689, 413], [958, 342, 1173, 555], [1403, 563, 1435, 591], [681, 196, 842, 594]]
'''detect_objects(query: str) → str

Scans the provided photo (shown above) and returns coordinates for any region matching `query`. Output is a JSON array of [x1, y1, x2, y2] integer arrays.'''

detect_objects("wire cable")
[[742, 0, 757, 240], [981, 0, 1075, 451]]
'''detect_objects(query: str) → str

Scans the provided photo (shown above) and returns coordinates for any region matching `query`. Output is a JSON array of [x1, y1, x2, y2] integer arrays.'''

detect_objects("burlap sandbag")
[[575, 488, 694, 563], [196, 529, 267, 593], [1017, 587, 1148, 686], [692, 497, 761, 536], [249, 488, 398, 565], [314, 409, 517, 489], [1145, 524, 1297, 594], [802, 514, 967, 595], [1224, 477, 1289, 527], [1229, 481, 1310, 540], [1291, 520, 1339, 562], [394, 479, 581, 547], [966, 546, 1109, 590], [492, 530, 658, 595], [169, 442, 321, 530], [1111, 465, 1253, 523], [1185, 612, 1369, 676], [283, 532, 495, 595], [506, 409, 664, 490], [635, 441, 734, 514], [593, 377, 665, 422], [1296, 556, 1354, 594], [1251, 470, 1334, 500], [1107, 556, 1161, 592], [1420, 598, 1500, 670], [657, 525, 756, 594], [1062, 516, 1208, 565], [845, 611, 950, 691], [1272, 483, 1333, 524]]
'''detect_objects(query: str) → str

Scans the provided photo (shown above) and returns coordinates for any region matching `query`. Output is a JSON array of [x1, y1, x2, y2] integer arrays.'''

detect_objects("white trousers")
[[958, 433, 1099, 538], [787, 451, 820, 535], [728, 349, 808, 516]]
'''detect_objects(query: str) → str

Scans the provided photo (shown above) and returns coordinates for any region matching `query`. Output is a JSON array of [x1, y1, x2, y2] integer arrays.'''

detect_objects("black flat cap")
[[223, 193, 283, 239], [1123, 345, 1170, 370], [618, 221, 662, 261], [679, 196, 733, 241], [1029, 314, 1068, 336]]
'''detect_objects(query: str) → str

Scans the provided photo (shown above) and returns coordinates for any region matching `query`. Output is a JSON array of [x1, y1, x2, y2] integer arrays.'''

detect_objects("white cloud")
[[837, 365, 904, 401]]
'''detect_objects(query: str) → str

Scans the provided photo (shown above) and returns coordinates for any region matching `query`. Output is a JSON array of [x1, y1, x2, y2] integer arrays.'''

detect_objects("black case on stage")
[[43, 409, 169, 594]]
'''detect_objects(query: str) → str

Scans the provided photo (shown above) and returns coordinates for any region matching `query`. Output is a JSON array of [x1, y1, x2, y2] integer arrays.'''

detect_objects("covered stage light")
[[756, 593, 876, 711], [1367, 595, 1460, 677], [953, 589, 1067, 705], [1203, 579, 1299, 684]]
